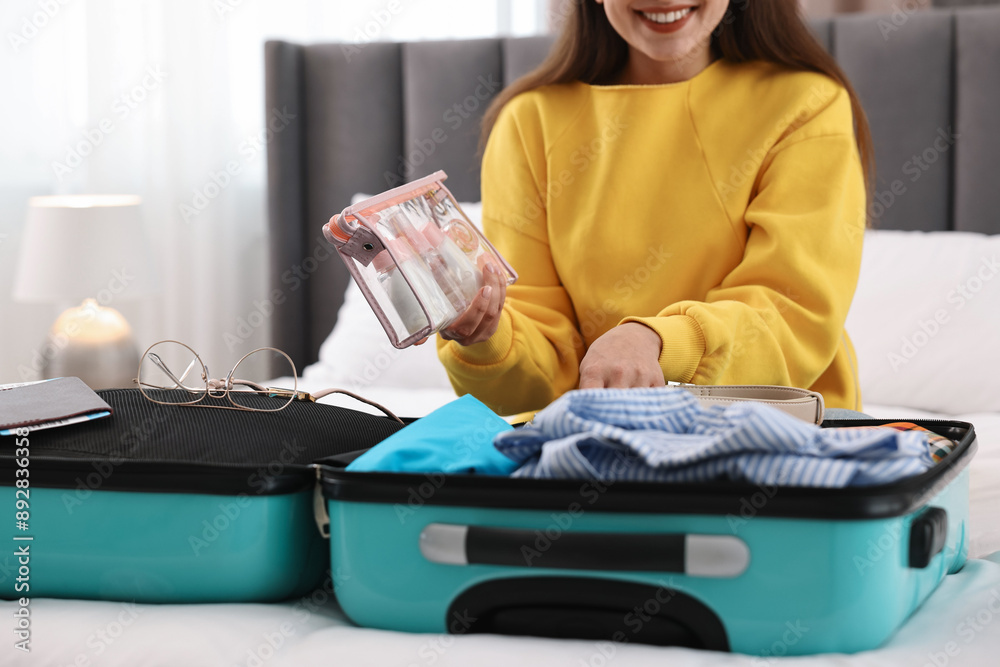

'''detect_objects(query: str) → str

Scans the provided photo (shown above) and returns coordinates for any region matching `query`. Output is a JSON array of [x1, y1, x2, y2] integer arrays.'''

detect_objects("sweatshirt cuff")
[[440, 310, 514, 367], [619, 315, 705, 383]]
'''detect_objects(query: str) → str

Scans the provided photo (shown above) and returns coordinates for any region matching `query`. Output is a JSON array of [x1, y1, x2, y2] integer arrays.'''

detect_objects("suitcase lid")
[[318, 419, 977, 520], [0, 388, 405, 495]]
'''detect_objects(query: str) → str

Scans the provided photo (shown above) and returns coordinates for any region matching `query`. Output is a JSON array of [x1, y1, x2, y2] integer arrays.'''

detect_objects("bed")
[[7, 6, 1000, 666]]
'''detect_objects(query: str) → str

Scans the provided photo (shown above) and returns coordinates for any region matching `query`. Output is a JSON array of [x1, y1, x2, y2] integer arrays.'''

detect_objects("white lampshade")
[[13, 194, 156, 304]]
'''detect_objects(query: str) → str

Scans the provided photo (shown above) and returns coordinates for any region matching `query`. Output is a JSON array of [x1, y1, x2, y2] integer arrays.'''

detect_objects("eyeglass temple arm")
[[227, 378, 404, 425], [148, 353, 203, 391], [308, 388, 405, 425], [229, 379, 268, 392]]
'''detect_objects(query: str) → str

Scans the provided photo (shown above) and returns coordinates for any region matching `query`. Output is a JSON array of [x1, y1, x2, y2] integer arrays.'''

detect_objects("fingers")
[[439, 286, 492, 342], [461, 267, 504, 342], [485, 262, 506, 317], [577, 325, 665, 390], [578, 369, 604, 390], [440, 263, 507, 346], [579, 365, 664, 390]]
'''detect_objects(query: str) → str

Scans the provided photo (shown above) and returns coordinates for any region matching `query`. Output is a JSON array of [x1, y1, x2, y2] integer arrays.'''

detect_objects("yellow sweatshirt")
[[438, 58, 866, 416]]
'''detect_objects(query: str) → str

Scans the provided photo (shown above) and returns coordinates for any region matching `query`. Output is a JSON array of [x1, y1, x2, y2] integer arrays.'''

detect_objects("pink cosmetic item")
[[324, 170, 517, 348]]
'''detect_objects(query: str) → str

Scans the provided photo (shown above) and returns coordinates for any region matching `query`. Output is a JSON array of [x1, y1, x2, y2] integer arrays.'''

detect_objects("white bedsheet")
[[6, 388, 998, 666], [7, 553, 1000, 666]]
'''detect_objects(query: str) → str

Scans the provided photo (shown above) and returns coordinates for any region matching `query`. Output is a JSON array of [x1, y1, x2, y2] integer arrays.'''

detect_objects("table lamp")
[[12, 195, 156, 389]]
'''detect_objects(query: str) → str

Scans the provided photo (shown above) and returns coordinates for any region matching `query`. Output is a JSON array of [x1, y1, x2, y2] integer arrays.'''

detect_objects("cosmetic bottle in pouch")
[[381, 240, 458, 333], [373, 248, 425, 335], [385, 210, 468, 314], [419, 221, 481, 302]]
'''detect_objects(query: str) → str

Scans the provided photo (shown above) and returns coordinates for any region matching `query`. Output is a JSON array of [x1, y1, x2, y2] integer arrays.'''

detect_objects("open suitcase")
[[0, 388, 404, 603], [317, 418, 976, 655]]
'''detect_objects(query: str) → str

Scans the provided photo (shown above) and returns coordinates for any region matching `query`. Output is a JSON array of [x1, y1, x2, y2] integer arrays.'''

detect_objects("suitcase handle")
[[419, 523, 749, 578]]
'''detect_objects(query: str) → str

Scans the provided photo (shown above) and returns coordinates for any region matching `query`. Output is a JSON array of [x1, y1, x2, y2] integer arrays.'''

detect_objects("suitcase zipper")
[[312, 465, 331, 538]]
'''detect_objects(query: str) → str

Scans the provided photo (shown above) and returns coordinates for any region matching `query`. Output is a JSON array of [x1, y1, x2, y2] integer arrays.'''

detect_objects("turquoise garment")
[[346, 394, 517, 475]]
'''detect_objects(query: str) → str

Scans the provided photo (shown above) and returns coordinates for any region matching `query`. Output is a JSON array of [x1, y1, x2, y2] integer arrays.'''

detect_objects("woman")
[[436, 0, 872, 418]]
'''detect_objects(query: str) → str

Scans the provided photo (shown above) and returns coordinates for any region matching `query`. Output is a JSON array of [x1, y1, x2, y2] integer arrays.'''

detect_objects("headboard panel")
[[266, 6, 1000, 373], [503, 35, 558, 85], [955, 7, 1000, 234], [835, 11, 955, 232], [399, 39, 503, 201]]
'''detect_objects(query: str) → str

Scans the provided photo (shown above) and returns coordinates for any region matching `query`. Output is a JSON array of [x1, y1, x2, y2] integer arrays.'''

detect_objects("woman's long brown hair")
[[480, 0, 874, 195]]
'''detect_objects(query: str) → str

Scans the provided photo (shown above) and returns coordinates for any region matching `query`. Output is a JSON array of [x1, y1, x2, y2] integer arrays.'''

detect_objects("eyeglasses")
[[134, 339, 402, 422]]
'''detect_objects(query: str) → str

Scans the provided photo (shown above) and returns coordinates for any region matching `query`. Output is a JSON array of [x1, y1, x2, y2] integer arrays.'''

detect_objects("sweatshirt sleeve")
[[622, 85, 866, 389], [436, 98, 585, 416]]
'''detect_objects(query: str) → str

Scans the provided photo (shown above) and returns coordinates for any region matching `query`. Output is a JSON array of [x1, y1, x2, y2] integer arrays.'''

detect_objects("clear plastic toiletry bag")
[[323, 170, 518, 348]]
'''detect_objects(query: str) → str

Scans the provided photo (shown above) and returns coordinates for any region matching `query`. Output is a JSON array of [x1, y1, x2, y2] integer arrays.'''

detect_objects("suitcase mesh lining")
[[0, 388, 405, 467]]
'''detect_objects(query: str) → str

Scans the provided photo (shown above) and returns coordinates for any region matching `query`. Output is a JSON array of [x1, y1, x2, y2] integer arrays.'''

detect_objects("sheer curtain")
[[0, 0, 546, 383]]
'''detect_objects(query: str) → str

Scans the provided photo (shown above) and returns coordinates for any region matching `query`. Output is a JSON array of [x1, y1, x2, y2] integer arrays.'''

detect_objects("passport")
[[0, 377, 112, 436]]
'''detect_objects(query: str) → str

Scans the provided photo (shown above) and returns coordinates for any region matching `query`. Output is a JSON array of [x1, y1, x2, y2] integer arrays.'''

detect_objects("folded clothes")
[[837, 421, 956, 463], [493, 388, 938, 487], [347, 394, 517, 476]]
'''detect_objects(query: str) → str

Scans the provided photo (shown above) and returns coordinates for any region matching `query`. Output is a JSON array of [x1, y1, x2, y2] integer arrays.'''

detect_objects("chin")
[[643, 42, 702, 65]]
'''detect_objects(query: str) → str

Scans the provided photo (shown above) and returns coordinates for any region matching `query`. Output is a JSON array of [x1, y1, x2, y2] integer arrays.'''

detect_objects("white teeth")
[[641, 7, 693, 24]]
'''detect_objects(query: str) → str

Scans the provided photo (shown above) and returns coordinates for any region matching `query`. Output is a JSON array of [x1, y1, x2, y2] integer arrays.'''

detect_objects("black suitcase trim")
[[0, 388, 406, 496], [449, 577, 730, 650], [318, 419, 976, 520], [0, 460, 313, 496]]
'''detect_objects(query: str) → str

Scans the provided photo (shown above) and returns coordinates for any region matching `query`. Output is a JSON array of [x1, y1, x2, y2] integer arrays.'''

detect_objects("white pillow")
[[845, 229, 1000, 414], [305, 197, 483, 393]]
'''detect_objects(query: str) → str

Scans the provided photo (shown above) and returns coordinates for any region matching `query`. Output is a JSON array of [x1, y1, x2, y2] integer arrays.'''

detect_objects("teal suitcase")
[[317, 419, 975, 655], [0, 388, 403, 603]]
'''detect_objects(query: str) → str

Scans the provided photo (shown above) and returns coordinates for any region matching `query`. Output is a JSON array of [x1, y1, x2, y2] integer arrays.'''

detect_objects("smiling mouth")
[[635, 6, 696, 25]]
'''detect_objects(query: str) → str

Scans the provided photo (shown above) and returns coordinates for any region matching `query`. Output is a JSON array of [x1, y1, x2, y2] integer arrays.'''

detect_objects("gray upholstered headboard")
[[265, 6, 1000, 373]]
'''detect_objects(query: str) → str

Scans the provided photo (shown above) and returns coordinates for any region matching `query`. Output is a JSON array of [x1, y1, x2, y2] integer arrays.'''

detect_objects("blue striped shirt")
[[493, 388, 934, 487]]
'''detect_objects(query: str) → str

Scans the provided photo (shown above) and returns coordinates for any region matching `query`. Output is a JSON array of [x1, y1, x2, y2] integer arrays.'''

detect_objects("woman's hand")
[[439, 262, 508, 346], [578, 322, 665, 389]]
